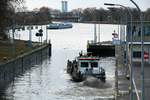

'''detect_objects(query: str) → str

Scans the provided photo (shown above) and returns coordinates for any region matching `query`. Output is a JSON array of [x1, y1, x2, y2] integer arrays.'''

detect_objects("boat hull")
[[47, 23, 72, 29]]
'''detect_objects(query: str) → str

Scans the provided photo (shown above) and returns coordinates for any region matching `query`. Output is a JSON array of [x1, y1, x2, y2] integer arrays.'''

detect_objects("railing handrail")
[[132, 78, 140, 100], [128, 50, 140, 100]]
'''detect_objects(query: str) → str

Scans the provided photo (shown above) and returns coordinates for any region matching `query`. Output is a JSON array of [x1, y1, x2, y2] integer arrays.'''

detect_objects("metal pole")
[[149, 48, 150, 64], [115, 50, 119, 99], [130, 0, 145, 100], [29, 26, 32, 48], [118, 6, 133, 100], [12, 20, 16, 57], [41, 25, 43, 44], [104, 3, 134, 99], [130, 13, 134, 100], [98, 24, 100, 43], [12, 28, 15, 57], [94, 24, 97, 43], [117, 5, 133, 99], [117, 5, 134, 100], [46, 26, 48, 43], [114, 5, 134, 100]]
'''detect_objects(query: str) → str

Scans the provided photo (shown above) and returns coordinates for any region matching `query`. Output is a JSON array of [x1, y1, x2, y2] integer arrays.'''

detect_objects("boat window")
[[133, 51, 141, 58], [91, 62, 98, 67], [80, 62, 88, 67]]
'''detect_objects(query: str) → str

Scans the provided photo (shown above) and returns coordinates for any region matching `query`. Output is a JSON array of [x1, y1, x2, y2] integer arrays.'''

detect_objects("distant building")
[[61, 1, 68, 13]]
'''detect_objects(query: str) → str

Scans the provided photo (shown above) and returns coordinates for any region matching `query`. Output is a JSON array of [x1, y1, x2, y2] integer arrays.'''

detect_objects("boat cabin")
[[67, 56, 106, 82], [78, 57, 100, 75]]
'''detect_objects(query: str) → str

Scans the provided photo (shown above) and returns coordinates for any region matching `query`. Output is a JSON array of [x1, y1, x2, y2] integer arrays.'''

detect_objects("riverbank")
[[79, 21, 122, 25], [53, 20, 124, 25], [0, 40, 51, 98], [0, 40, 40, 63]]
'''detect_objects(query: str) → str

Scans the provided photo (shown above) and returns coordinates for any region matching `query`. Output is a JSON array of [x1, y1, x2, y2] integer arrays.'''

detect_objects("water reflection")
[[5, 23, 117, 100]]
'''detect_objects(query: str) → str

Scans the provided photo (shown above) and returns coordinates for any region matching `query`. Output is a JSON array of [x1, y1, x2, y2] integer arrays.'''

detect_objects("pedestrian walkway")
[[117, 65, 130, 100], [133, 62, 150, 100], [115, 45, 130, 100], [116, 45, 150, 99]]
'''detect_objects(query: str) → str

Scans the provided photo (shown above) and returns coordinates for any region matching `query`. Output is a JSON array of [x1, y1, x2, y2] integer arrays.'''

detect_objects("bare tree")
[[0, 0, 24, 40], [145, 8, 150, 21]]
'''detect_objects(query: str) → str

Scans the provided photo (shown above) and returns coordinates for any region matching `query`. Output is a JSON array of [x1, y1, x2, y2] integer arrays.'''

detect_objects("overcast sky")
[[25, 0, 150, 11]]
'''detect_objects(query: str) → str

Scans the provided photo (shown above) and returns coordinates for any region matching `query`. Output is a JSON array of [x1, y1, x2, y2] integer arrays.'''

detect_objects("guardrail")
[[132, 78, 140, 100], [128, 51, 140, 100]]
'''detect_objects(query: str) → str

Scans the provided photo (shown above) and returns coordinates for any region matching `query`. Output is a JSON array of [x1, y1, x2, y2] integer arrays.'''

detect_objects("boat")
[[67, 54, 106, 82], [46, 23, 59, 29], [47, 23, 72, 29]]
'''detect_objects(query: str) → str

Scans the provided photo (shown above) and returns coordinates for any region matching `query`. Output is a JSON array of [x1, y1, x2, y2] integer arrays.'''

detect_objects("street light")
[[104, 3, 133, 50], [12, 23, 16, 57], [104, 3, 134, 100], [46, 26, 48, 43], [130, 0, 145, 100], [28, 26, 32, 48]]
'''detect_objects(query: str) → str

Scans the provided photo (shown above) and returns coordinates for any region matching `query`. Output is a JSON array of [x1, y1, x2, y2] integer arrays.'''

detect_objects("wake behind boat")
[[47, 22, 73, 29]]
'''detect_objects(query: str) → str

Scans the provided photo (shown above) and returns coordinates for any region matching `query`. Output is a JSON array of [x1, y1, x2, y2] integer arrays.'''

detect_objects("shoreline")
[[0, 39, 49, 63]]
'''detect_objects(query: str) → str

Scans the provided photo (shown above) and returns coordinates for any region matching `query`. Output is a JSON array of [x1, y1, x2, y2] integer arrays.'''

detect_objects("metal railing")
[[132, 78, 140, 100]]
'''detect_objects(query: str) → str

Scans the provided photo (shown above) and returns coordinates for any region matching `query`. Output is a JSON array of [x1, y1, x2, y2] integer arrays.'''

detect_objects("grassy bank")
[[0, 40, 39, 62]]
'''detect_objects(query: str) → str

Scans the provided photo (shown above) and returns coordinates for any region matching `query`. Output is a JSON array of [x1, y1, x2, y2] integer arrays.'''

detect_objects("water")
[[5, 23, 117, 100]]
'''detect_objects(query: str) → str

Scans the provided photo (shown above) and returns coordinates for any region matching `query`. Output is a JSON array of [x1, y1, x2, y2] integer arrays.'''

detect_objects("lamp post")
[[28, 26, 32, 48], [12, 17, 16, 57], [46, 26, 48, 43], [104, 3, 134, 99], [12, 24, 16, 57], [104, 3, 133, 64], [130, 0, 145, 100], [94, 23, 97, 43]]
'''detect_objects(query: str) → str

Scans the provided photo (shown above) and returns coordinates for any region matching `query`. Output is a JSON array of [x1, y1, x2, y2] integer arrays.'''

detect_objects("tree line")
[[0, 0, 24, 39], [15, 7, 51, 25], [0, 1, 150, 40], [75, 7, 150, 23], [15, 7, 150, 24]]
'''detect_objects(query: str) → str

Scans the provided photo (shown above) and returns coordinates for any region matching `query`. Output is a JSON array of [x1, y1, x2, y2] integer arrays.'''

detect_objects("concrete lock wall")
[[0, 44, 51, 92]]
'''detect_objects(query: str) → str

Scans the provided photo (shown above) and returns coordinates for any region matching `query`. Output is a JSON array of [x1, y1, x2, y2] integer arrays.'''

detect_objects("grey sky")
[[26, 0, 150, 11]]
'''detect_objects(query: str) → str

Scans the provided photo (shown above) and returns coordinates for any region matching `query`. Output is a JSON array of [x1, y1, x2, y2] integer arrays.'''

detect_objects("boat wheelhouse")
[[67, 56, 106, 82]]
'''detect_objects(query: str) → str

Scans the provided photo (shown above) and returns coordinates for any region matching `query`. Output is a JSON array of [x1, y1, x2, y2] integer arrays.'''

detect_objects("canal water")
[[5, 23, 118, 100]]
